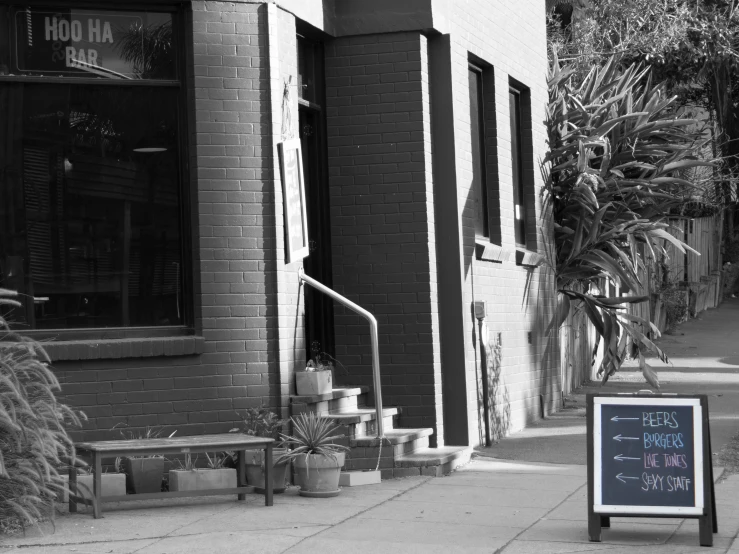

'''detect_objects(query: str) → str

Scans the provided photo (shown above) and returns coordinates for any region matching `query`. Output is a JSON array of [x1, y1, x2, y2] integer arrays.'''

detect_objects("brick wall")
[[446, 0, 559, 444], [324, 33, 443, 435], [52, 0, 558, 449], [56, 1, 298, 441]]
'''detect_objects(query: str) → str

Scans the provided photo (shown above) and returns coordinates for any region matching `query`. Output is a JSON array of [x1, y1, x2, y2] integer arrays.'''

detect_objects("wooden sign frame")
[[278, 139, 309, 264], [587, 393, 717, 546]]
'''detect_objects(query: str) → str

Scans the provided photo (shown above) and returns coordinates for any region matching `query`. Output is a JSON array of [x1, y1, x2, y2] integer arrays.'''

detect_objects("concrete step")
[[384, 446, 472, 479], [351, 427, 432, 457], [327, 407, 399, 442], [344, 427, 433, 471], [325, 407, 398, 425], [350, 427, 433, 447], [290, 386, 370, 417]]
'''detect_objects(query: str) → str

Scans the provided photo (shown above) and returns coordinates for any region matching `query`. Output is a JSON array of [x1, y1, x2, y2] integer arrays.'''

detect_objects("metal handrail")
[[298, 268, 384, 439]]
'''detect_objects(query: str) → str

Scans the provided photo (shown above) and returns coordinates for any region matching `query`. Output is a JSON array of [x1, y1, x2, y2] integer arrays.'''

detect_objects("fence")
[[560, 214, 724, 392]]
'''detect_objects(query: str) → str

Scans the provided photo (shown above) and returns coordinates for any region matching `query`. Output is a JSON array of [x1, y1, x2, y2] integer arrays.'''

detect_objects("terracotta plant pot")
[[123, 457, 164, 494], [244, 448, 289, 493], [294, 452, 345, 497], [169, 468, 237, 491], [296, 369, 332, 396]]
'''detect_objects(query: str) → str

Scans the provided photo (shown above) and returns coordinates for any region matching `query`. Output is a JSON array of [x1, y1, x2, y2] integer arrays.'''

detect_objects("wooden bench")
[[70, 433, 275, 518]]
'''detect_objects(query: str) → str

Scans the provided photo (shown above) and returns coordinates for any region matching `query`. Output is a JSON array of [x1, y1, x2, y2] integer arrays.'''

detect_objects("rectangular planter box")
[[295, 369, 332, 396], [169, 468, 237, 492], [63, 473, 127, 501], [124, 457, 165, 494]]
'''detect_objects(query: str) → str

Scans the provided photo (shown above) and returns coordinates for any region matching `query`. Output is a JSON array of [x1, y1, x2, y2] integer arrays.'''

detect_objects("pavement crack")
[[279, 477, 434, 553], [493, 481, 588, 554]]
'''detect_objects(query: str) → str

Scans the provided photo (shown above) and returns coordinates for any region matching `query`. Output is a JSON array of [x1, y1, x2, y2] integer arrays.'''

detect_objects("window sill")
[[474, 239, 516, 263], [3, 336, 206, 362], [515, 247, 545, 268]]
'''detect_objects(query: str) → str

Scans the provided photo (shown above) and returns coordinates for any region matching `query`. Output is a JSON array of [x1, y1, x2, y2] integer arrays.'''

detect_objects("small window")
[[468, 65, 489, 239], [468, 61, 500, 245], [509, 83, 533, 250]]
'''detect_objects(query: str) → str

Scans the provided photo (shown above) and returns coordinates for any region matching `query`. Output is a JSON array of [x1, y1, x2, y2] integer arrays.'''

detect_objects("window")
[[468, 62, 499, 244], [468, 65, 488, 238], [0, 6, 188, 332], [509, 82, 533, 250]]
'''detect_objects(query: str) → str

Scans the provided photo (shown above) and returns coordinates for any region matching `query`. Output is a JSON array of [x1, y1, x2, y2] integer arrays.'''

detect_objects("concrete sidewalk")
[[1, 458, 737, 553], [3, 300, 738, 553]]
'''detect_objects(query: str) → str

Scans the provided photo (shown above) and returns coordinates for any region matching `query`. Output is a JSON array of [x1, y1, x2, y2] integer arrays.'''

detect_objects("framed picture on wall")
[[278, 138, 309, 264]]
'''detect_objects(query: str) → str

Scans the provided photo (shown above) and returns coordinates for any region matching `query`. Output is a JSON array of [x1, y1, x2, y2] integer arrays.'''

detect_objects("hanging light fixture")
[[133, 122, 171, 153], [132, 137, 167, 153]]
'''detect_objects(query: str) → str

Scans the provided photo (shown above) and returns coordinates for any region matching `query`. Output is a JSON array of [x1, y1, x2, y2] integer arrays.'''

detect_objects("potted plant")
[[229, 408, 289, 494], [295, 352, 336, 396], [278, 412, 350, 498], [168, 453, 237, 492], [116, 425, 175, 494]]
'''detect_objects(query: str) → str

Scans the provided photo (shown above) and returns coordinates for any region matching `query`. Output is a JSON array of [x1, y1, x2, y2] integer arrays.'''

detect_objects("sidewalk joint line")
[[279, 476, 434, 553], [492, 481, 588, 554]]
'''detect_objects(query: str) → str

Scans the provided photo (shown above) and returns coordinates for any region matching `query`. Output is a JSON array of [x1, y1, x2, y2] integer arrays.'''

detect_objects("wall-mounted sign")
[[13, 8, 175, 80], [587, 394, 717, 546], [278, 139, 309, 265]]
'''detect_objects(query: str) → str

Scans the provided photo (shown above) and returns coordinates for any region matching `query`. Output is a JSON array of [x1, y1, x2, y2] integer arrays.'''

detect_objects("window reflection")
[[0, 84, 183, 329], [8, 7, 175, 80]]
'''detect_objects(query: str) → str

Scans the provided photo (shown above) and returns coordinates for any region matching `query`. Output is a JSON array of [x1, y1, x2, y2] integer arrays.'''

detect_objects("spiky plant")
[[116, 21, 173, 80], [0, 289, 83, 528], [276, 412, 349, 466], [545, 55, 713, 385]]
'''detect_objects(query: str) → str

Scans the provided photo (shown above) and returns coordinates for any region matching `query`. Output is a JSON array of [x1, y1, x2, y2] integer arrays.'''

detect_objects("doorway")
[[297, 36, 334, 364]]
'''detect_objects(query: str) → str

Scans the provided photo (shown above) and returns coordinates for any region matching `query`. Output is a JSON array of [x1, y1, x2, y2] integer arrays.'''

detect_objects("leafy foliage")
[[0, 289, 82, 527], [545, 56, 711, 384], [231, 407, 285, 440], [657, 281, 689, 332], [548, 0, 739, 227], [276, 412, 349, 466], [204, 452, 228, 470]]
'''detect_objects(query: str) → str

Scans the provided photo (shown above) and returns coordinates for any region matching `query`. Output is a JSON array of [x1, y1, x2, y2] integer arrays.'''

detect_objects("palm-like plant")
[[545, 55, 713, 384], [276, 412, 349, 466], [0, 289, 83, 528]]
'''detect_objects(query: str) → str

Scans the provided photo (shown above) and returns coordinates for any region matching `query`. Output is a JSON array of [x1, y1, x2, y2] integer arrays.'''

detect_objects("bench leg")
[[237, 449, 246, 501], [92, 452, 103, 519], [265, 443, 273, 507], [69, 465, 77, 513]]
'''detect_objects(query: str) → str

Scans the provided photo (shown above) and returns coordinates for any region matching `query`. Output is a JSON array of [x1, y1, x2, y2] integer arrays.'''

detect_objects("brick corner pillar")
[[325, 32, 444, 444]]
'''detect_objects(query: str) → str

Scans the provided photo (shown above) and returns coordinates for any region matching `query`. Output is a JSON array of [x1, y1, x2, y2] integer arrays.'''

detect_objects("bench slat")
[[75, 433, 275, 454]]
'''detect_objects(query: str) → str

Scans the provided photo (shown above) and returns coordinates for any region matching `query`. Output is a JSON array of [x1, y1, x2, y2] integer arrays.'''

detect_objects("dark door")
[[299, 106, 334, 362]]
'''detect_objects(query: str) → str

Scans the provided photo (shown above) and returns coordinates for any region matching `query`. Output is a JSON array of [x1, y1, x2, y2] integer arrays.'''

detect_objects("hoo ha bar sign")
[[587, 394, 717, 546], [12, 8, 173, 80]]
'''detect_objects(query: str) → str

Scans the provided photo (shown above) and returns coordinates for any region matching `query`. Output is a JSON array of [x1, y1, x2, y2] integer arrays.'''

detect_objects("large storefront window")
[[0, 6, 186, 331]]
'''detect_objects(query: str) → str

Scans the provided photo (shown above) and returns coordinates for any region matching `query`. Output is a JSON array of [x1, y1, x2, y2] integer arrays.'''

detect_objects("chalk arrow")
[[613, 434, 639, 442], [616, 473, 639, 484], [614, 454, 640, 462], [610, 416, 639, 422]]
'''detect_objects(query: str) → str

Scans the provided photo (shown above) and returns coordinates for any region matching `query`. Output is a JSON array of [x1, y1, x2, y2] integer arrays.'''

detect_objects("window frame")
[[468, 63, 489, 239], [0, 2, 197, 340], [467, 57, 501, 247], [508, 79, 535, 253]]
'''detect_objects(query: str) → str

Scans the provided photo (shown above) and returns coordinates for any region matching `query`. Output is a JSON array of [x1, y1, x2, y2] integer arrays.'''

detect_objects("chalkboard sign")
[[587, 394, 716, 546]]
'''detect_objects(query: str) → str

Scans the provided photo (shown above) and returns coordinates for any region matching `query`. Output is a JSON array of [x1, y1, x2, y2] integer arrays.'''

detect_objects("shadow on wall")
[[481, 330, 510, 442], [527, 256, 560, 418]]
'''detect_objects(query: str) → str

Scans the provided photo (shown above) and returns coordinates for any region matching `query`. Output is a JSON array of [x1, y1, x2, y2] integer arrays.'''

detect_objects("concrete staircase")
[[290, 386, 471, 479]]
